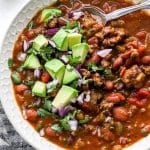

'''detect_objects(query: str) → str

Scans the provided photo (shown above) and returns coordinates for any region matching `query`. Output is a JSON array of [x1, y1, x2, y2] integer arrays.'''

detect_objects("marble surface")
[[0, 1, 34, 149]]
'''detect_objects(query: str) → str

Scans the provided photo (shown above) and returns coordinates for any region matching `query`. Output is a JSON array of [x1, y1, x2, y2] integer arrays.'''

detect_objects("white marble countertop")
[[0, 0, 30, 47]]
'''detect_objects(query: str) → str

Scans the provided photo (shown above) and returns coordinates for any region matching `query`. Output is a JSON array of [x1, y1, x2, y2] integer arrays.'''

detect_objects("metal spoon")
[[79, 1, 150, 25]]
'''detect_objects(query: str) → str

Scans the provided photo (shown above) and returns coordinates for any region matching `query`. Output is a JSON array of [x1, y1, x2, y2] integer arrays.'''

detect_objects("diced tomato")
[[45, 127, 57, 137], [26, 109, 38, 122], [41, 71, 52, 83], [15, 84, 28, 94], [128, 97, 147, 107]]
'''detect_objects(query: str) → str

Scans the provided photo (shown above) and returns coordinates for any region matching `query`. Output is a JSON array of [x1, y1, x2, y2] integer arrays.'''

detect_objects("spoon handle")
[[105, 1, 150, 22]]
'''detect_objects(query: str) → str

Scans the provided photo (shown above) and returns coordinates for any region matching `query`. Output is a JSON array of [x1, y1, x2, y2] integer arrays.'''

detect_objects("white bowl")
[[0, 0, 150, 150]]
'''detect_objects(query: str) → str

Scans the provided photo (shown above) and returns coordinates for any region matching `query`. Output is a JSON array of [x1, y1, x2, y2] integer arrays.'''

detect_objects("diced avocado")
[[72, 43, 89, 63], [32, 81, 46, 97], [23, 54, 41, 69], [52, 29, 68, 51], [41, 9, 62, 23], [32, 35, 48, 51], [52, 85, 78, 108], [63, 64, 80, 84], [45, 59, 65, 83], [68, 33, 82, 49]]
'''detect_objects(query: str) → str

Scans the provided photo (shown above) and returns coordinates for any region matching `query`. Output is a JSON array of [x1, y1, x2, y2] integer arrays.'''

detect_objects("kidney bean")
[[137, 88, 149, 98], [120, 50, 133, 59], [105, 80, 113, 90], [45, 127, 57, 137], [128, 97, 147, 107], [41, 71, 52, 83], [26, 109, 38, 122], [88, 54, 101, 64], [113, 57, 123, 70], [106, 93, 125, 104], [120, 67, 126, 77], [113, 107, 128, 121], [88, 37, 98, 45], [141, 56, 150, 65]]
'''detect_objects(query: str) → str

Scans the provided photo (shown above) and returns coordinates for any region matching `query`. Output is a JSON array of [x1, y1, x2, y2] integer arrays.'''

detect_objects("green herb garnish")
[[87, 62, 104, 72], [8, 58, 13, 69], [11, 72, 22, 84], [37, 108, 51, 118], [43, 99, 53, 111], [28, 20, 34, 30], [67, 55, 81, 66]]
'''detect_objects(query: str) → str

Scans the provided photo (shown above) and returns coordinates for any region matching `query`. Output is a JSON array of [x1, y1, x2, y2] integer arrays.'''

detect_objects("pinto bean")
[[45, 127, 57, 137], [113, 57, 123, 69], [88, 54, 101, 64], [15, 84, 28, 94], [26, 109, 38, 122], [106, 93, 125, 104], [113, 107, 128, 121], [105, 80, 113, 90], [141, 56, 150, 65]]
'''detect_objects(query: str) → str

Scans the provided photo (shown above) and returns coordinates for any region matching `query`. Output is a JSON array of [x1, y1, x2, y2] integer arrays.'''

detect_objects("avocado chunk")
[[41, 9, 62, 23], [63, 64, 80, 84], [23, 54, 41, 69], [32, 35, 48, 51], [68, 33, 82, 49], [52, 29, 68, 51], [52, 85, 78, 108], [45, 59, 65, 83], [32, 81, 46, 97], [72, 43, 89, 63]]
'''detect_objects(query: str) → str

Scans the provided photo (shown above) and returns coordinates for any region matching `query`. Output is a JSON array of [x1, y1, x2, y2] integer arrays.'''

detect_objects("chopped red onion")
[[17, 52, 27, 62], [73, 11, 84, 20], [67, 136, 74, 145], [105, 116, 112, 123], [76, 93, 84, 104], [76, 64, 82, 73], [84, 92, 91, 102], [75, 69, 82, 79], [68, 12, 73, 18], [39, 128, 45, 137], [47, 28, 59, 36], [60, 55, 69, 63], [48, 40, 56, 48], [58, 105, 75, 117], [59, 17, 69, 23], [23, 40, 30, 52], [52, 107, 58, 113], [97, 49, 112, 58], [34, 69, 41, 79], [35, 98, 41, 106], [68, 119, 78, 131]]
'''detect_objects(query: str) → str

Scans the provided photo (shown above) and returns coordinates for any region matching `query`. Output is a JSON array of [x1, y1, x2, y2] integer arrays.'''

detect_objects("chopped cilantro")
[[104, 69, 112, 75], [51, 124, 63, 133], [8, 58, 13, 69], [28, 20, 34, 30], [87, 62, 104, 72], [43, 99, 53, 111]]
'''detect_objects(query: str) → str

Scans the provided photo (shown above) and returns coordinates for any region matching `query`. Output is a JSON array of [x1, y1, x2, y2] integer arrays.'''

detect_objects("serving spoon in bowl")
[[75, 0, 150, 25]]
